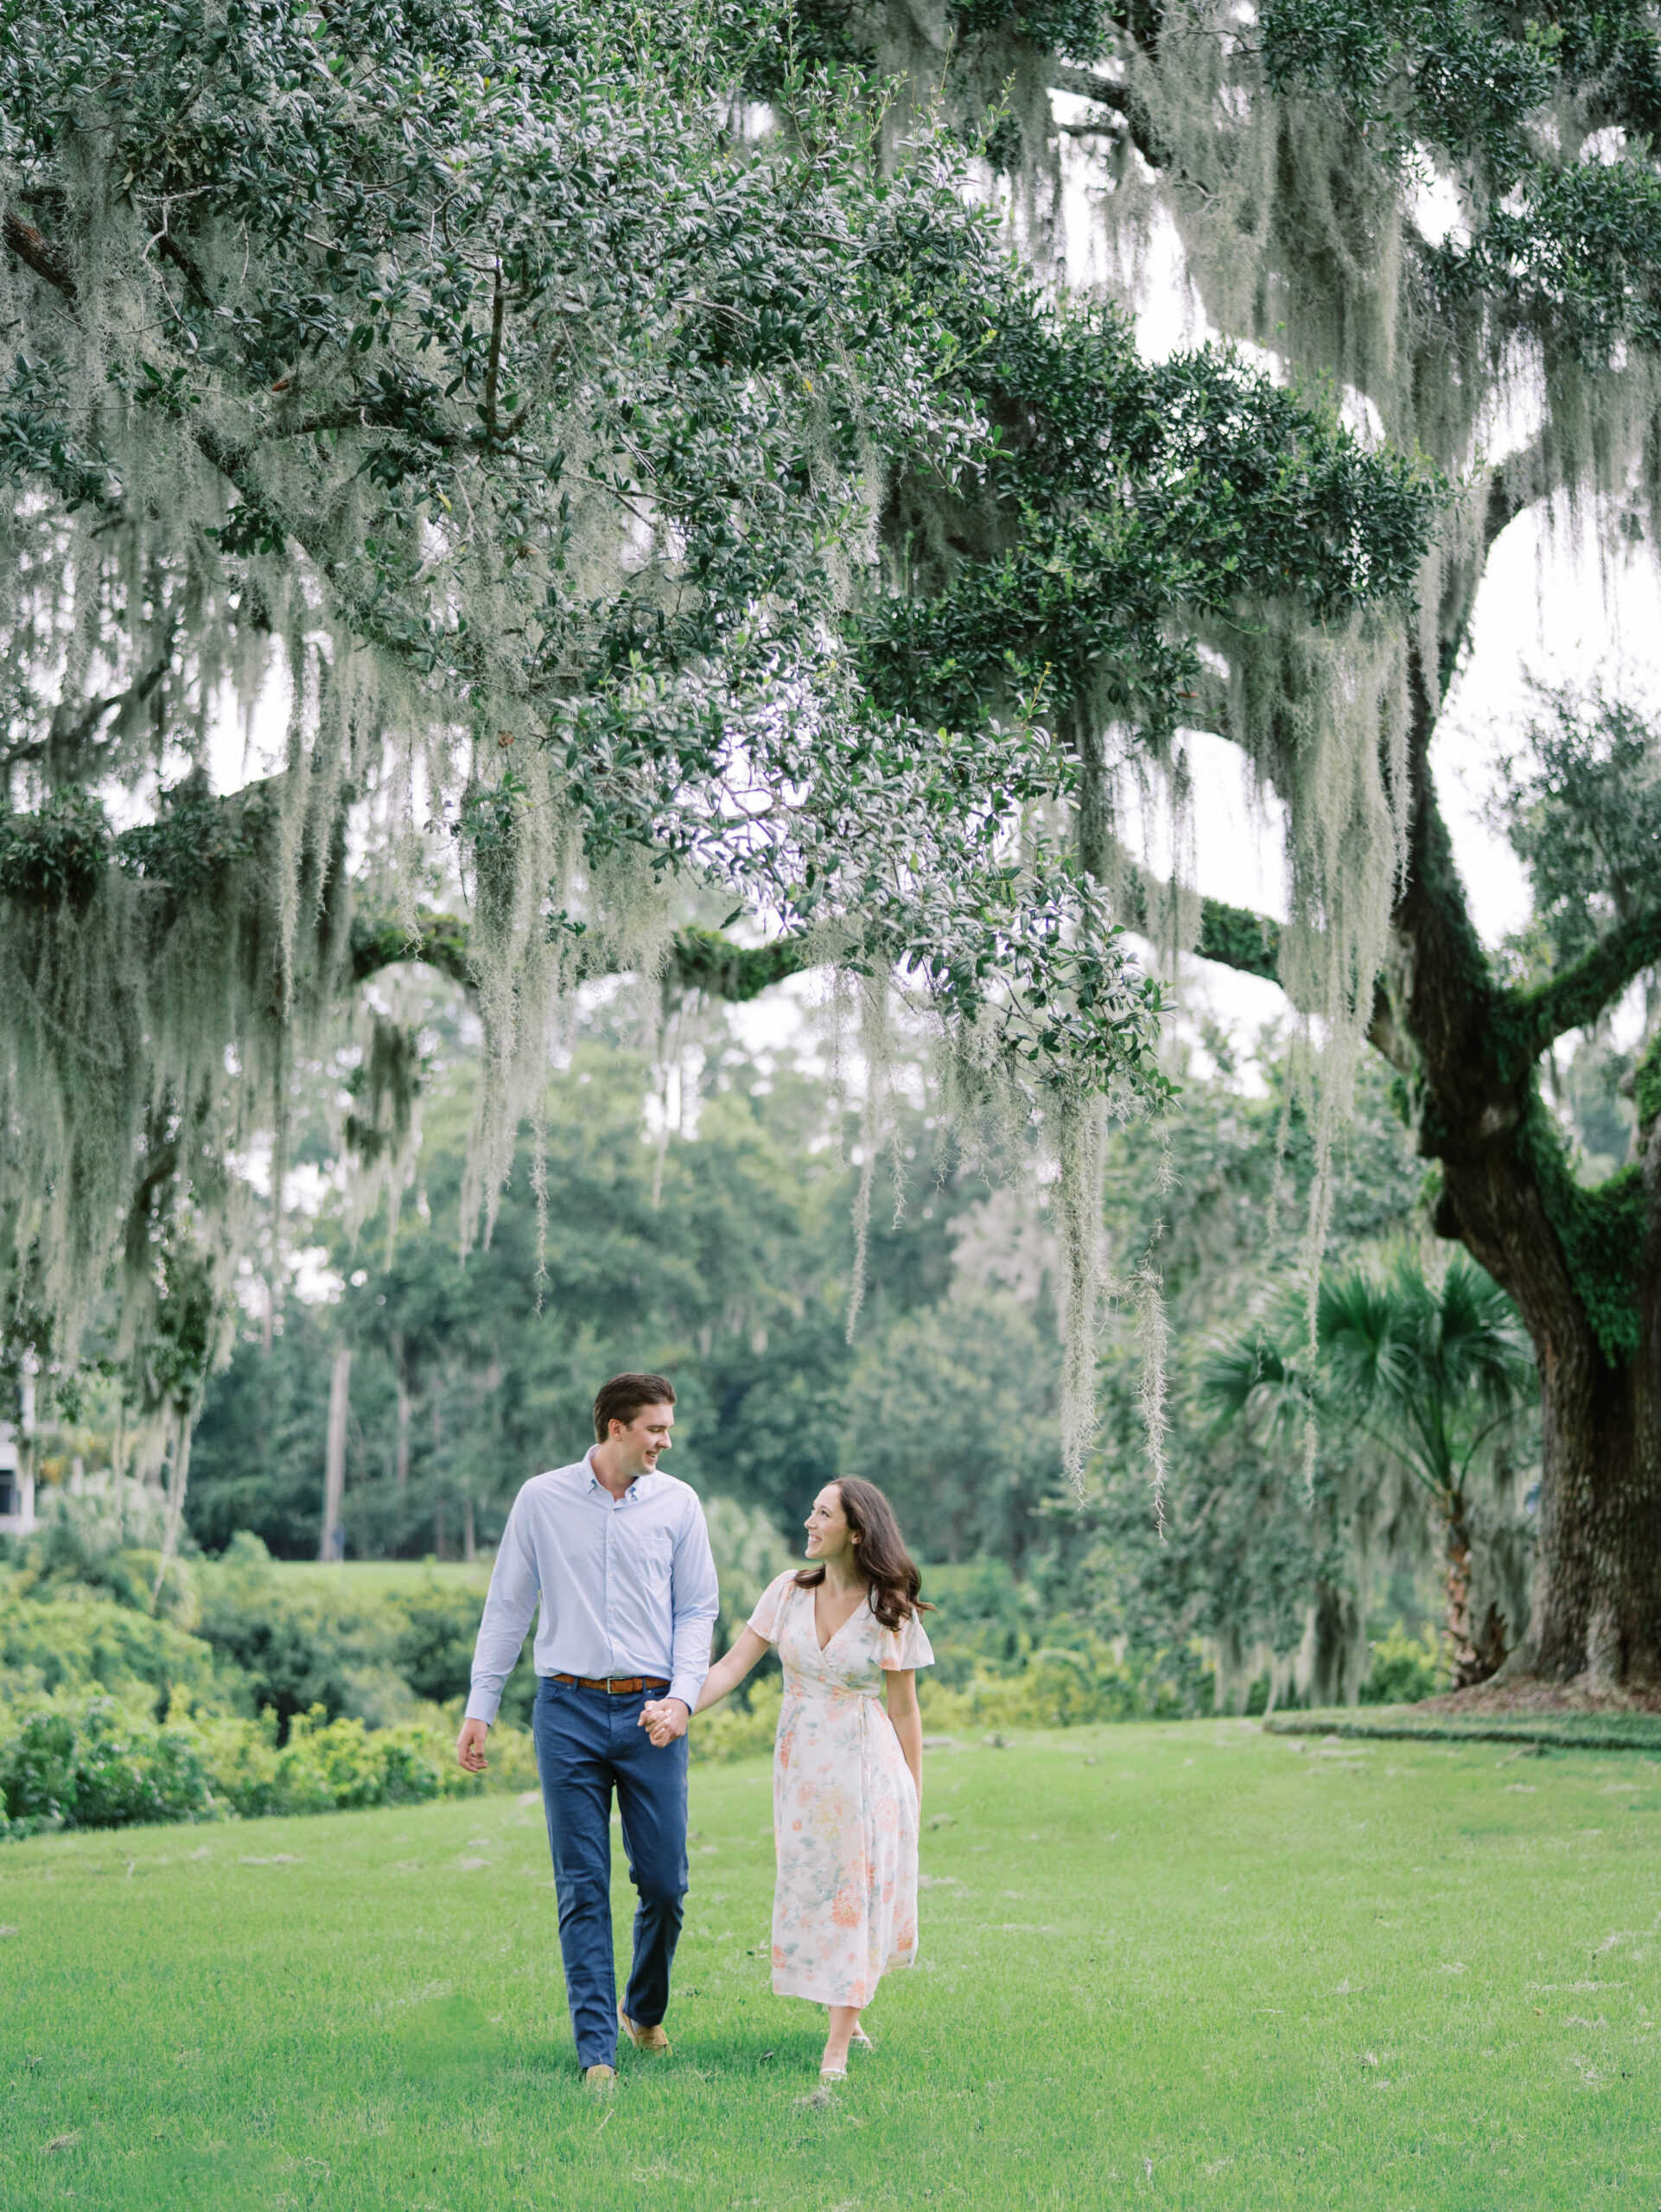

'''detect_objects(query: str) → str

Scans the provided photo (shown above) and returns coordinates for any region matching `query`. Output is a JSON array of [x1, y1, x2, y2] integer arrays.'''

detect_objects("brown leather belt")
[[551, 1673, 671, 1695]]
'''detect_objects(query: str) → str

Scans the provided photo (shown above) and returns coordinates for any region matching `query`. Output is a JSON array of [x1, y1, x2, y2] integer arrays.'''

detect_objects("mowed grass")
[[268, 1560, 491, 1596], [3, 1722, 1658, 2210]]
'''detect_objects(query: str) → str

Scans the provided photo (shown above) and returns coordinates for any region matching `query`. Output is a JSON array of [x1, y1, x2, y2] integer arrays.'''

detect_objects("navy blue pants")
[[531, 1678, 690, 2069]]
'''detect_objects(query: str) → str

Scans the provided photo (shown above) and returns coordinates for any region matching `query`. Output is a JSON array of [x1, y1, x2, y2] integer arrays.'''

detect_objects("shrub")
[[392, 1580, 537, 1726], [920, 1559, 1032, 1690], [192, 1541, 536, 1736], [921, 1637, 1199, 1731], [0, 1689, 539, 1836], [9, 1471, 199, 1624], [1359, 1622, 1447, 1705], [0, 1695, 215, 1831], [195, 1536, 417, 1735], [689, 1682, 781, 1764], [257, 1707, 459, 1815], [0, 1593, 220, 1712]]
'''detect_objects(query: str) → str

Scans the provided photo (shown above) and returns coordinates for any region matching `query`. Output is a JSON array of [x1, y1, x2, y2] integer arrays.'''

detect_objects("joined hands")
[[638, 1697, 690, 1747]]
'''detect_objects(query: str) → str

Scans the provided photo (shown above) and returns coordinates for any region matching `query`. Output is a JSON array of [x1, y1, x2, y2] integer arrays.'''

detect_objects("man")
[[455, 1373, 719, 2090]]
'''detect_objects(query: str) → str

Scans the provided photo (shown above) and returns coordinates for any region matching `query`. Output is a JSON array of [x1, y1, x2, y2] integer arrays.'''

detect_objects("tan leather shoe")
[[619, 2009, 671, 2055], [583, 2063, 616, 2093]]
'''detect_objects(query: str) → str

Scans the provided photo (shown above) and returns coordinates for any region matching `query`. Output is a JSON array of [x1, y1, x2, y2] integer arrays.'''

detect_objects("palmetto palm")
[[1204, 1251, 1535, 1687]]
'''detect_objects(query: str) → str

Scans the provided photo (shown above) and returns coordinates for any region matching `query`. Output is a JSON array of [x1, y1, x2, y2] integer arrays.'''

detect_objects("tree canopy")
[[0, 0, 1433, 1497]]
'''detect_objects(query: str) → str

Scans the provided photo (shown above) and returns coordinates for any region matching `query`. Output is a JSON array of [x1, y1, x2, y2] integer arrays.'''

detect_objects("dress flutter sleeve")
[[748, 1570, 798, 1644], [875, 1608, 934, 1672]]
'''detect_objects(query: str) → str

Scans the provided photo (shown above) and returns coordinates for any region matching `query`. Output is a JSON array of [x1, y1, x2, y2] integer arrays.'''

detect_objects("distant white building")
[[0, 1420, 35, 1535]]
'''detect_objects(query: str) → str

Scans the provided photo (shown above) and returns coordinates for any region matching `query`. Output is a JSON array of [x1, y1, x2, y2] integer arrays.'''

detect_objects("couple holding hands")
[[455, 1372, 933, 2086]]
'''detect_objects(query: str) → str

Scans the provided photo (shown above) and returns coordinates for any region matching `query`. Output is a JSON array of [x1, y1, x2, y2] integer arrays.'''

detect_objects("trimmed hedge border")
[[1263, 1707, 1661, 1753]]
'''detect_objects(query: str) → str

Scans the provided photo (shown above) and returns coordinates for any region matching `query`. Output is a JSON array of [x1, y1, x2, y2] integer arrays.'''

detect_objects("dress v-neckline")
[[811, 1582, 867, 1654]]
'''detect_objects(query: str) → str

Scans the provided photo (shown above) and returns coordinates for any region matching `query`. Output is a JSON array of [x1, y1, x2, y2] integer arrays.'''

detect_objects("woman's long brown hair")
[[795, 1477, 933, 1631]]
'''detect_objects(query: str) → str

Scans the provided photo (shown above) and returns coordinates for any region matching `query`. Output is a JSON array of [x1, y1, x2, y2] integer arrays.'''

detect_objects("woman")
[[689, 1478, 932, 2079]]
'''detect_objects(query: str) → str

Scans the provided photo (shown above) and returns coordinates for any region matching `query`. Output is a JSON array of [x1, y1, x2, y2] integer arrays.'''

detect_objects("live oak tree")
[[0, 0, 1426, 1534], [780, 0, 1661, 1696], [0, 0, 1170, 1497]]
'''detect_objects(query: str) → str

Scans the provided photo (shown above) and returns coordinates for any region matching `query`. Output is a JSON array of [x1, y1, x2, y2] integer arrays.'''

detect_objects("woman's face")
[[804, 1484, 856, 1564]]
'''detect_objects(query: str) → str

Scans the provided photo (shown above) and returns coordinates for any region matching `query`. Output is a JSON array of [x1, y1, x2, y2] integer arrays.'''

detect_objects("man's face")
[[611, 1402, 675, 1476]]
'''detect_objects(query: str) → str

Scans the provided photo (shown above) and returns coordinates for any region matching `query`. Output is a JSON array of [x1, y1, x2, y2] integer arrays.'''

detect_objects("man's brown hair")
[[592, 1372, 677, 1444]]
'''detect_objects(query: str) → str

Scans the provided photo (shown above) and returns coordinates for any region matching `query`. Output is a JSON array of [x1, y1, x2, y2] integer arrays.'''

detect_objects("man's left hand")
[[639, 1697, 690, 1747]]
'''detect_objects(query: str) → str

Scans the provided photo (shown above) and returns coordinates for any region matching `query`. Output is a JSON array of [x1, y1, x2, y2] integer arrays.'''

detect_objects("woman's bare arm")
[[692, 1625, 771, 1713], [884, 1668, 922, 1804], [641, 1624, 771, 1745]]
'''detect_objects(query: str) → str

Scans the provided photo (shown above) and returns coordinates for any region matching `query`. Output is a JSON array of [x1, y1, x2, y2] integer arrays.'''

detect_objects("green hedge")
[[0, 1595, 220, 1707], [922, 1637, 1199, 1730], [1264, 1707, 1661, 1752], [0, 1691, 539, 1839]]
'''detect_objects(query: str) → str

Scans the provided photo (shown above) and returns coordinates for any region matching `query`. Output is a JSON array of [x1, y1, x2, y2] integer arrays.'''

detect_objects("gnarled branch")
[[1114, 863, 1284, 984], [1045, 64, 1210, 195], [1511, 907, 1661, 1065], [3, 210, 75, 299], [349, 907, 816, 1005]]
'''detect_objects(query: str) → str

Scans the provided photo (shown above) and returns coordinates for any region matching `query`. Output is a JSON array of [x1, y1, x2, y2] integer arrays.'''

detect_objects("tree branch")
[[1480, 435, 1556, 558], [1390, 643, 1500, 1088], [1511, 906, 1661, 1064], [349, 908, 815, 1004], [660, 925, 811, 1001], [3, 211, 76, 299], [1113, 865, 1284, 983], [189, 423, 326, 561], [48, 661, 169, 754], [1045, 64, 1210, 195], [1196, 896, 1281, 981], [483, 263, 505, 440], [349, 909, 474, 990], [154, 226, 213, 307], [6, 662, 171, 773]]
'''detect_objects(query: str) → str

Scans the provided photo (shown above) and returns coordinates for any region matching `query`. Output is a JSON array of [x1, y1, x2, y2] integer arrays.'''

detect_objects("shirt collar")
[[584, 1446, 646, 1502]]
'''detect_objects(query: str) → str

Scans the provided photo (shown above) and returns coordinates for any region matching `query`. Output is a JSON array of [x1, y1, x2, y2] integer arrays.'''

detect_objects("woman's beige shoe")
[[619, 2009, 671, 2054], [850, 2026, 874, 2050], [819, 2064, 847, 2082]]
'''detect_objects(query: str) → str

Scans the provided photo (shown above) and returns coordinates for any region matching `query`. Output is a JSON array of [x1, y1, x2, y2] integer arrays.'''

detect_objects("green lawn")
[[268, 1560, 492, 1596], [3, 1721, 1657, 2209]]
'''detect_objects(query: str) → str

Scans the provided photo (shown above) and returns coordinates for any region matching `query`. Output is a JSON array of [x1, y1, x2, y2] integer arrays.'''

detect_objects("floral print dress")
[[748, 1570, 934, 2008]]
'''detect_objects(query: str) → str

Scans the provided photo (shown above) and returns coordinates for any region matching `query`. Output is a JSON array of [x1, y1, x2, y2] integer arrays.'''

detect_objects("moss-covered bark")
[[1194, 652, 1661, 1692]]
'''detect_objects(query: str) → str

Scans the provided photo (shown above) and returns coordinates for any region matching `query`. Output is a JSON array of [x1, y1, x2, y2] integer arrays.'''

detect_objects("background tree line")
[[159, 969, 1564, 1714]]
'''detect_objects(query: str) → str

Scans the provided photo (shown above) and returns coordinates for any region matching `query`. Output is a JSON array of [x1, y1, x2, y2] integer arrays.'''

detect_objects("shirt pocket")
[[630, 1521, 677, 1596]]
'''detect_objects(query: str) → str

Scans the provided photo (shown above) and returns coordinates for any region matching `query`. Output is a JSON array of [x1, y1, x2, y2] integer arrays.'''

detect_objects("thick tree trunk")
[[1524, 1313, 1661, 1690], [1389, 649, 1661, 1696], [1426, 1145, 1661, 1693]]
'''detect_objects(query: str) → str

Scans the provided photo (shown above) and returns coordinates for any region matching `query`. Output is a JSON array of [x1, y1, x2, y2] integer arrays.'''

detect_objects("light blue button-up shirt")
[[464, 1451, 720, 1725]]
